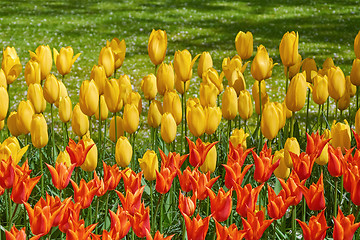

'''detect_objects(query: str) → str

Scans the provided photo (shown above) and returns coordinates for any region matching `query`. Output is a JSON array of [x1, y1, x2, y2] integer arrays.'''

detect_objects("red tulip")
[[66, 138, 94, 167], [223, 163, 252, 189], [234, 183, 263, 217], [122, 168, 143, 194], [297, 210, 329, 240], [103, 161, 122, 191], [127, 203, 150, 238], [207, 187, 232, 222], [190, 170, 220, 200], [71, 179, 99, 209], [267, 185, 295, 219], [298, 173, 325, 211], [291, 152, 316, 181], [215, 221, 246, 240], [333, 206, 360, 240], [186, 137, 218, 167], [116, 186, 144, 215], [178, 191, 197, 217], [46, 162, 75, 190], [182, 213, 211, 240], [328, 146, 345, 177], [242, 210, 274, 240], [252, 147, 280, 183], [156, 167, 177, 194]]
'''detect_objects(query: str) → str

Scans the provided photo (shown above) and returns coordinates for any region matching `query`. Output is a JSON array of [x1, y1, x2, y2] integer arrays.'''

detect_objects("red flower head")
[[182, 213, 211, 240], [186, 137, 218, 167], [306, 131, 330, 157], [207, 187, 232, 222], [298, 173, 326, 211], [159, 149, 188, 172], [333, 206, 360, 240], [291, 152, 316, 181], [127, 203, 150, 238], [46, 162, 75, 190], [228, 141, 252, 167], [66, 138, 94, 167], [71, 179, 99, 209], [242, 210, 274, 240], [178, 190, 197, 217], [103, 161, 122, 191], [0, 156, 15, 189], [215, 221, 246, 240], [122, 168, 143, 194], [328, 146, 345, 177], [156, 167, 177, 194], [234, 183, 263, 217], [278, 171, 303, 206], [116, 186, 144, 215], [108, 205, 131, 239], [252, 147, 280, 183], [297, 210, 329, 240], [190, 170, 220, 200], [146, 230, 174, 240], [11, 173, 41, 204], [223, 163, 253, 190], [267, 185, 295, 220]]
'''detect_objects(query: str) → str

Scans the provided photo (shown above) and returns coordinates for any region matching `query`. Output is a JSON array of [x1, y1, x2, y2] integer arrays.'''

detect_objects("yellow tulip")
[[238, 90, 253, 121], [331, 120, 351, 154], [204, 106, 222, 135], [200, 143, 217, 173], [90, 65, 106, 95], [273, 149, 290, 180], [139, 150, 158, 181], [174, 73, 190, 94], [222, 55, 248, 81], [261, 102, 279, 140], [148, 29, 167, 66], [7, 112, 21, 137], [55, 80, 69, 108], [202, 67, 223, 94], [350, 58, 360, 86], [104, 78, 123, 113], [283, 101, 292, 119], [274, 102, 286, 130], [235, 31, 253, 60], [199, 82, 217, 107], [2, 46, 22, 84], [56, 150, 71, 167], [156, 62, 174, 95], [328, 66, 346, 101], [17, 100, 35, 135], [0, 136, 28, 165], [115, 136, 132, 168], [187, 98, 201, 112], [229, 69, 246, 96], [148, 100, 163, 128], [284, 137, 300, 168], [0, 69, 6, 88], [118, 75, 132, 105], [109, 116, 124, 143], [43, 74, 59, 104], [187, 103, 206, 137], [323, 128, 332, 140], [338, 92, 350, 111], [323, 57, 335, 70], [251, 45, 271, 81], [197, 52, 213, 78], [107, 37, 126, 70], [173, 49, 200, 82], [98, 46, 115, 78], [141, 74, 157, 100], [279, 31, 299, 67], [163, 90, 182, 125], [71, 103, 89, 137], [0, 120, 3, 130], [29, 45, 52, 80], [315, 143, 329, 166], [252, 80, 268, 115], [346, 75, 357, 97], [79, 80, 99, 116], [27, 83, 46, 114], [302, 58, 317, 83], [95, 95, 108, 121], [53, 47, 81, 76], [24, 60, 41, 86], [59, 96, 72, 123], [127, 91, 142, 115], [222, 87, 238, 120], [161, 112, 177, 144], [285, 72, 307, 112], [312, 73, 329, 105], [123, 104, 139, 134], [284, 54, 302, 79], [230, 128, 249, 149], [31, 114, 48, 149], [80, 136, 97, 172], [0, 87, 9, 121], [356, 108, 360, 134], [355, 30, 360, 59]]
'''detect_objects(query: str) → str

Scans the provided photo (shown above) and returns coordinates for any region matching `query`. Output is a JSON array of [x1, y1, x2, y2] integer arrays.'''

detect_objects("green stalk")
[[184, 82, 188, 152], [5, 84, 10, 136], [182, 218, 186, 240], [320, 104, 323, 133], [7, 189, 12, 230], [305, 88, 310, 134], [244, 119, 247, 133], [302, 197, 306, 222], [357, 86, 359, 111], [62, 122, 67, 150], [292, 205, 297, 240], [114, 112, 117, 157], [160, 194, 165, 232], [95, 197, 100, 234], [258, 80, 263, 152], [181, 92, 185, 154], [39, 148, 44, 197], [98, 95, 102, 162], [290, 112, 295, 138], [65, 122, 69, 144], [326, 97, 329, 121], [150, 181, 154, 235], [335, 100, 338, 120], [104, 192, 110, 230], [334, 177, 338, 218], [227, 120, 231, 156], [317, 104, 321, 132], [51, 103, 56, 163], [103, 119, 107, 160], [131, 133, 135, 170]]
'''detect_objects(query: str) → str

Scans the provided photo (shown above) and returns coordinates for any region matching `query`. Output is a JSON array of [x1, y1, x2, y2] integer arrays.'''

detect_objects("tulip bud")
[[284, 137, 300, 168], [71, 103, 89, 137], [24, 60, 41, 86], [0, 87, 9, 121], [346, 75, 356, 97], [123, 104, 139, 134], [17, 100, 35, 135], [251, 45, 271, 81], [118, 74, 132, 104], [141, 74, 157, 100], [302, 58, 317, 83], [161, 112, 177, 144], [115, 136, 132, 168], [7, 112, 21, 137], [238, 90, 253, 121], [187, 103, 206, 137], [328, 66, 346, 101], [79, 80, 99, 116], [0, 69, 6, 88], [199, 82, 217, 107], [148, 29, 167, 66], [200, 143, 217, 173], [55, 80, 69, 108], [285, 72, 307, 112], [350, 59, 360, 86], [261, 102, 279, 140], [202, 67, 223, 94], [356, 108, 360, 134], [204, 106, 222, 135], [139, 150, 158, 181], [109, 116, 124, 142], [98, 46, 115, 78], [29, 45, 52, 80], [230, 128, 249, 149], [235, 31, 253, 60], [31, 114, 48, 149], [229, 69, 246, 96], [274, 102, 286, 130], [331, 120, 351, 154], [323, 57, 335, 70], [59, 96, 72, 123], [173, 49, 200, 82], [43, 74, 59, 104], [222, 55, 247, 81], [80, 137, 97, 172], [163, 90, 182, 125], [148, 100, 163, 128], [284, 54, 302, 79], [312, 73, 329, 105], [27, 83, 46, 114], [90, 65, 106, 95], [279, 31, 299, 67], [104, 78, 123, 113], [53, 47, 81, 76], [175, 74, 190, 94], [197, 52, 213, 78], [107, 38, 126, 70], [337, 92, 350, 111], [315, 143, 329, 166], [157, 62, 174, 95], [283, 101, 293, 119], [2, 46, 22, 84], [273, 149, 290, 179], [95, 95, 108, 121], [127, 91, 142, 115], [56, 150, 71, 167], [222, 87, 238, 120], [355, 30, 360, 59]]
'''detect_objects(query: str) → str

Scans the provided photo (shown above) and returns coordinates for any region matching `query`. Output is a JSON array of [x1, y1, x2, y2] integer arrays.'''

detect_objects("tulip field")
[[2, 1, 360, 240]]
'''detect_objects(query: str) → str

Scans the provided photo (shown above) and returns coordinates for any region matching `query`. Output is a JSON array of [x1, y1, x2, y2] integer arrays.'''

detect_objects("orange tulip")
[[252, 145, 280, 183], [333, 207, 360, 240], [66, 138, 94, 167], [122, 169, 143, 194], [297, 210, 329, 240], [46, 162, 75, 190], [155, 167, 177, 194], [328, 146, 345, 177], [223, 162, 252, 190], [66, 216, 97, 240], [178, 191, 197, 217], [190, 170, 220, 200], [127, 203, 150, 238], [186, 137, 217, 167], [102, 161, 122, 191], [0, 157, 15, 189], [116, 186, 144, 215], [278, 171, 303, 206], [107, 206, 131, 239], [291, 152, 316, 181], [241, 210, 274, 240], [146, 230, 174, 240], [215, 221, 246, 240], [234, 183, 263, 217], [207, 188, 232, 222], [267, 185, 295, 220], [298, 173, 325, 211], [306, 132, 331, 158], [177, 166, 197, 193], [159, 149, 188, 173], [5, 225, 33, 240], [11, 173, 41, 204], [182, 214, 211, 240], [70, 179, 99, 209]]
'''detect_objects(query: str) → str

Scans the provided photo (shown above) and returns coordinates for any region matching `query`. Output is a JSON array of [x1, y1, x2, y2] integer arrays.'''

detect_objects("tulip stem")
[[181, 92, 184, 154], [182, 218, 186, 240], [333, 177, 339, 218], [114, 112, 117, 157], [326, 97, 329, 122], [98, 95, 102, 162], [184, 82, 188, 152], [290, 111, 295, 138], [317, 104, 321, 132], [62, 122, 67, 150], [7, 189, 12, 230], [5, 84, 10, 136], [357, 86, 359, 110], [104, 192, 110, 230], [154, 194, 164, 229], [258, 80, 263, 153], [39, 148, 44, 197], [150, 180, 154, 235], [292, 205, 296, 240], [227, 120, 231, 156], [305, 88, 310, 135], [95, 197, 100, 234], [51, 103, 56, 164], [335, 100, 338, 120], [160, 193, 165, 233], [302, 198, 306, 222]]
